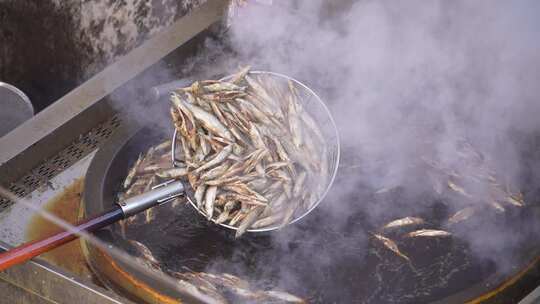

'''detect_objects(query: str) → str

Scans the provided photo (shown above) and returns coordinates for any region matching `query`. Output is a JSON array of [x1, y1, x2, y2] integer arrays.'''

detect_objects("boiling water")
[[3, 174, 540, 303], [119, 171, 499, 304], [3, 162, 540, 303]]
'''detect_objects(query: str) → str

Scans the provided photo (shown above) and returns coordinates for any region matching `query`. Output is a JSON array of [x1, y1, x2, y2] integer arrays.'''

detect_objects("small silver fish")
[[447, 207, 476, 225], [156, 167, 188, 179], [176, 95, 233, 141], [229, 66, 251, 84], [216, 201, 237, 224], [381, 216, 425, 231], [235, 206, 264, 238], [204, 82, 245, 93], [194, 184, 207, 209], [372, 233, 410, 262], [262, 290, 306, 303], [262, 193, 287, 217], [229, 210, 247, 226], [407, 229, 452, 238], [280, 203, 298, 228], [223, 183, 268, 202], [506, 194, 524, 207], [194, 145, 233, 173], [489, 200, 505, 213], [123, 154, 143, 189], [200, 162, 231, 181], [205, 186, 218, 219], [292, 171, 307, 198], [128, 240, 160, 269], [252, 212, 284, 229], [139, 164, 162, 174], [154, 139, 172, 152], [447, 180, 472, 198]]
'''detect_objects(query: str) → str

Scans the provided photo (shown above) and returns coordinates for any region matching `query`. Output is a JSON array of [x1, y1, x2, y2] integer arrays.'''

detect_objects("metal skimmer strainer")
[[0, 70, 339, 272], [171, 71, 340, 233]]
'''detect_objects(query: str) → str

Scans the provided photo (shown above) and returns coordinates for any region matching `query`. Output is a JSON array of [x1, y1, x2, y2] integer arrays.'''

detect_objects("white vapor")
[[198, 0, 540, 301]]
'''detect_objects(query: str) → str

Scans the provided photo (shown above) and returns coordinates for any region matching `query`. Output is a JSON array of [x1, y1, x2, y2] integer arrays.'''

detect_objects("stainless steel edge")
[[520, 286, 540, 304], [0, 241, 133, 304], [0, 81, 34, 114]]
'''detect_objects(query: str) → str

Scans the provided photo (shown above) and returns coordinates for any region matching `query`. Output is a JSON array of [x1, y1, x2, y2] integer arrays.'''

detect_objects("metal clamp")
[[153, 179, 184, 204], [118, 180, 184, 218]]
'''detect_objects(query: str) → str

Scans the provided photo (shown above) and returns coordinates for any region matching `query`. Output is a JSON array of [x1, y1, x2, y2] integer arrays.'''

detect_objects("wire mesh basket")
[[172, 70, 340, 232]]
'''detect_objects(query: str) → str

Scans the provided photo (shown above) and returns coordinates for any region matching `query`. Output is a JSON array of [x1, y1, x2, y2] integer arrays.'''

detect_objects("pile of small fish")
[[168, 67, 328, 237], [130, 239, 305, 304], [370, 138, 526, 263]]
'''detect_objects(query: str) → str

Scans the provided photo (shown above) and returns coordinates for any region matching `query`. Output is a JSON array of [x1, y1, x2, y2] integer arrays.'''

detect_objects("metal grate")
[[0, 116, 122, 211]]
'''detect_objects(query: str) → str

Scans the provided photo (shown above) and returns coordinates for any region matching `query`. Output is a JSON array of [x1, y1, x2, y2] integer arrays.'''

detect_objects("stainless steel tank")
[[0, 82, 33, 137]]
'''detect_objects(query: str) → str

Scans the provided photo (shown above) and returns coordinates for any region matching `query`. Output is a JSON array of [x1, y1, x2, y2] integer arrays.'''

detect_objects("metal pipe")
[[118, 181, 184, 217]]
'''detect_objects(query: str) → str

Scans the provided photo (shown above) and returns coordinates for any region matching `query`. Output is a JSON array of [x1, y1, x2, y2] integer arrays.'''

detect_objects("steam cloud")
[[100, 0, 540, 302], [197, 0, 540, 302]]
